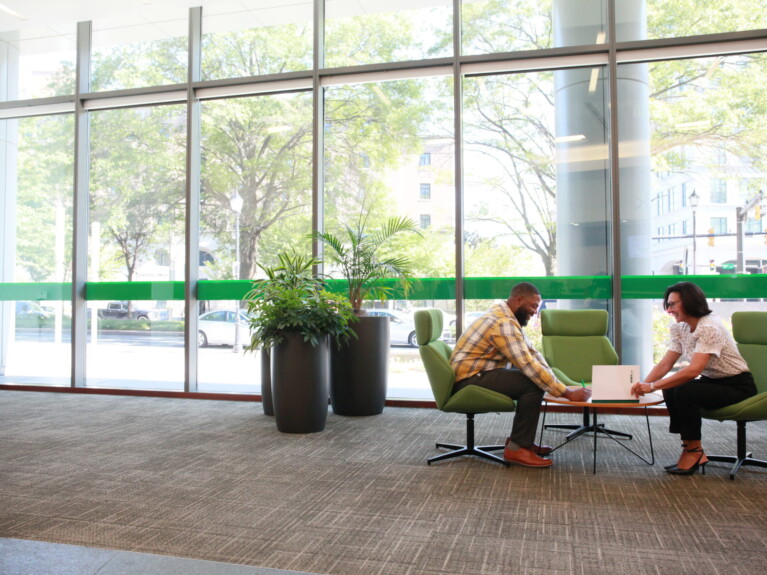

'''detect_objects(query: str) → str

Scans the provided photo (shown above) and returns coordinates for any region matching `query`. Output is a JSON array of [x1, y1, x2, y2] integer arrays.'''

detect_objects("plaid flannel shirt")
[[450, 302, 567, 397]]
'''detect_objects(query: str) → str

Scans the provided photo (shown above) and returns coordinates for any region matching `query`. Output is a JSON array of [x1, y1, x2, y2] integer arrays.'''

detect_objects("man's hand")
[[562, 386, 591, 402]]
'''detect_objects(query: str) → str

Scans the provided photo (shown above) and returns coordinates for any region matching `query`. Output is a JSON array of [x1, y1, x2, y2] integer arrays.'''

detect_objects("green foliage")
[[201, 93, 314, 280], [244, 251, 357, 349], [312, 216, 422, 311], [16, 115, 74, 282], [460, 0, 553, 54], [95, 318, 153, 331], [647, 0, 766, 38], [462, 71, 558, 276], [89, 105, 187, 281]]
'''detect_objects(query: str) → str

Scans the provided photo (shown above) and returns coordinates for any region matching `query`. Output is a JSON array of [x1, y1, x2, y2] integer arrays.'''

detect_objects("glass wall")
[[197, 92, 314, 392], [86, 104, 187, 389], [462, 0, 608, 55], [91, 14, 187, 91], [616, 0, 767, 41], [202, 2, 312, 80], [0, 1, 765, 398], [325, 0, 452, 67], [324, 75, 455, 398], [618, 50, 767, 369], [0, 25, 76, 101], [0, 114, 73, 385]]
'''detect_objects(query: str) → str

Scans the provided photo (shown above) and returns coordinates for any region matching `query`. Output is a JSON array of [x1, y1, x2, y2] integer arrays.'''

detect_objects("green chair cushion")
[[701, 392, 767, 421], [541, 309, 609, 337]]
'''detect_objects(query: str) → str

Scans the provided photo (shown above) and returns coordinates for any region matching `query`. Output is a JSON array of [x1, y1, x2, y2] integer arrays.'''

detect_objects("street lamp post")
[[689, 189, 699, 275], [230, 191, 244, 353]]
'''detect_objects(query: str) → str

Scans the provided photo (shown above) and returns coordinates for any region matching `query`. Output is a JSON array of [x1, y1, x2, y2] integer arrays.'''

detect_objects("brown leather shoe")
[[503, 446, 553, 468], [504, 438, 553, 457]]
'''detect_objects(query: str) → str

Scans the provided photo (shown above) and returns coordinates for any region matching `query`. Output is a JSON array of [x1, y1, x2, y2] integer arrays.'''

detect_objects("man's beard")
[[514, 308, 530, 327]]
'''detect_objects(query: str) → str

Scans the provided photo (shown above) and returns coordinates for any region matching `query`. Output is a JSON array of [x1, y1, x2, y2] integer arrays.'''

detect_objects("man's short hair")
[[510, 282, 540, 299]]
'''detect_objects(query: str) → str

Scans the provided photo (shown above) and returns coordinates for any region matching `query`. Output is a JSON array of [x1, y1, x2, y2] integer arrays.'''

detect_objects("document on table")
[[591, 365, 640, 402]]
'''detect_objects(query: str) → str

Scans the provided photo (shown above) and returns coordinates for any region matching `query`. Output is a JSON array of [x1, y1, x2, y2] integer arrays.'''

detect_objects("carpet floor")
[[1, 390, 766, 575]]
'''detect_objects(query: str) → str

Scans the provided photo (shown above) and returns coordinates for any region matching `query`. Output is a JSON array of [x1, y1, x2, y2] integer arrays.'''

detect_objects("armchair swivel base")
[[428, 413, 509, 466], [706, 420, 767, 480]]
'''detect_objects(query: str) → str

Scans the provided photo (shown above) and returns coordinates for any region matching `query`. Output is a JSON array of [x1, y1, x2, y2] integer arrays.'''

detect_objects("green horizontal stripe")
[[0, 274, 763, 302], [622, 274, 767, 299], [198, 280, 253, 300], [0, 282, 70, 300], [464, 276, 612, 300], [85, 281, 186, 301]]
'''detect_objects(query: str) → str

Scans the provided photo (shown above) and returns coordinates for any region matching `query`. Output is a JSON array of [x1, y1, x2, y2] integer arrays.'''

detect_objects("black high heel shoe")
[[666, 448, 707, 475], [664, 443, 687, 470]]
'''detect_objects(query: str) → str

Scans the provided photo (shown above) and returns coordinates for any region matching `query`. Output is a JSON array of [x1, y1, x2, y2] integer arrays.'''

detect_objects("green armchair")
[[701, 311, 767, 480], [414, 309, 516, 466], [540, 309, 630, 440]]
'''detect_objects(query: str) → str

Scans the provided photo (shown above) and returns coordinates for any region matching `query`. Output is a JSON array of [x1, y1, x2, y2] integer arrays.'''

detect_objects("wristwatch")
[[649, 381, 656, 392]]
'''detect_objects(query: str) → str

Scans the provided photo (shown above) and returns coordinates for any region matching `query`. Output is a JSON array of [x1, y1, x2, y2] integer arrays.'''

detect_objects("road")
[[2, 329, 431, 397]]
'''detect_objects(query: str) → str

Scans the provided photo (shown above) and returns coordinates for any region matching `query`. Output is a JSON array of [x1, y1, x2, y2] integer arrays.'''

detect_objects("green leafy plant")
[[244, 250, 357, 349], [311, 216, 422, 312]]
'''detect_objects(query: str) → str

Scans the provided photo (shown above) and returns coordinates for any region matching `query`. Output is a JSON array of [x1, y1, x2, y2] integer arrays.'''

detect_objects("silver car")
[[366, 309, 452, 347], [198, 310, 249, 347], [365, 309, 419, 347]]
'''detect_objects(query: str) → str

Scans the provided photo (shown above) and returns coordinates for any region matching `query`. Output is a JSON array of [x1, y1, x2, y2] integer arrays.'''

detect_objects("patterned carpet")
[[1, 390, 766, 575]]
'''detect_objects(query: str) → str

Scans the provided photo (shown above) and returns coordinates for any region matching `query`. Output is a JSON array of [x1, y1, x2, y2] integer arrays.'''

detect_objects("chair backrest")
[[540, 309, 618, 384], [414, 309, 455, 409], [732, 311, 767, 394]]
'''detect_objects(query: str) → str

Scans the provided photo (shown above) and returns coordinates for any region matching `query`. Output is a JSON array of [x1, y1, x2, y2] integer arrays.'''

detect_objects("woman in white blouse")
[[631, 282, 756, 475]]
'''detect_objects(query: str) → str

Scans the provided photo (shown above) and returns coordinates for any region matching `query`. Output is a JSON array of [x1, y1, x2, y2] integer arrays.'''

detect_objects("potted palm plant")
[[312, 216, 421, 416], [244, 250, 356, 433]]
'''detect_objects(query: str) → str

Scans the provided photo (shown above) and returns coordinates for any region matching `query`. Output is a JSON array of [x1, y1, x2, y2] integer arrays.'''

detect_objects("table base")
[[539, 402, 656, 473]]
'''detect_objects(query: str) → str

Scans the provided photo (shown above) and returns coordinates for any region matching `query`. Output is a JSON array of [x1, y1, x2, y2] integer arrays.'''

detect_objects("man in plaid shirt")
[[451, 282, 591, 468]]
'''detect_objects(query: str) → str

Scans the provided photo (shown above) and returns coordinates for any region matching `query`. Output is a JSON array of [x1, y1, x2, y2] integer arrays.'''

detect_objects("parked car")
[[198, 310, 249, 347], [367, 309, 452, 347], [366, 309, 418, 347], [15, 301, 51, 320], [97, 301, 165, 321]]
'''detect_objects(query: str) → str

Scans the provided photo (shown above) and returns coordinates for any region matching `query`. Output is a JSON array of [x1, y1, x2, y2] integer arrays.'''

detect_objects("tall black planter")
[[260, 348, 273, 416], [330, 315, 389, 416], [271, 333, 329, 433]]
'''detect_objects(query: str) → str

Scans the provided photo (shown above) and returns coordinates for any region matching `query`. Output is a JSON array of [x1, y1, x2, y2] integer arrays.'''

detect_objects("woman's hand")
[[631, 382, 651, 398]]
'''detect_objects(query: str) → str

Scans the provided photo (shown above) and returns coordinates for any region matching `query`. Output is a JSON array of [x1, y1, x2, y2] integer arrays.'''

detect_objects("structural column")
[[554, 0, 653, 371]]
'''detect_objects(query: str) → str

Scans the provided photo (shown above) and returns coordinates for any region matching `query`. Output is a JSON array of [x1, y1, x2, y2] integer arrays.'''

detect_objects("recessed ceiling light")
[[0, 2, 28, 20]]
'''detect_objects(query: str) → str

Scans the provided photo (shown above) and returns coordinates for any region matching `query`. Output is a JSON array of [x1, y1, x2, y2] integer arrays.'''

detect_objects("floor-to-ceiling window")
[[324, 75, 455, 398], [1, 0, 765, 399], [198, 92, 314, 392], [86, 104, 187, 390], [0, 114, 73, 385]]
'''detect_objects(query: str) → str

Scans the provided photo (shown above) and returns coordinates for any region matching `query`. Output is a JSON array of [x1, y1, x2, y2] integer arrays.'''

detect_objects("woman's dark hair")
[[663, 282, 712, 318]]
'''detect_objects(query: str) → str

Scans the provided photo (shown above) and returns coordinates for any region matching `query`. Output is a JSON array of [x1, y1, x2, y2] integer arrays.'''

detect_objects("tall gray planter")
[[330, 315, 389, 416], [271, 333, 329, 433]]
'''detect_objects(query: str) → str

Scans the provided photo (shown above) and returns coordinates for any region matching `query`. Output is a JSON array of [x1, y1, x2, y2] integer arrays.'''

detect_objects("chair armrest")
[[551, 367, 585, 387]]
